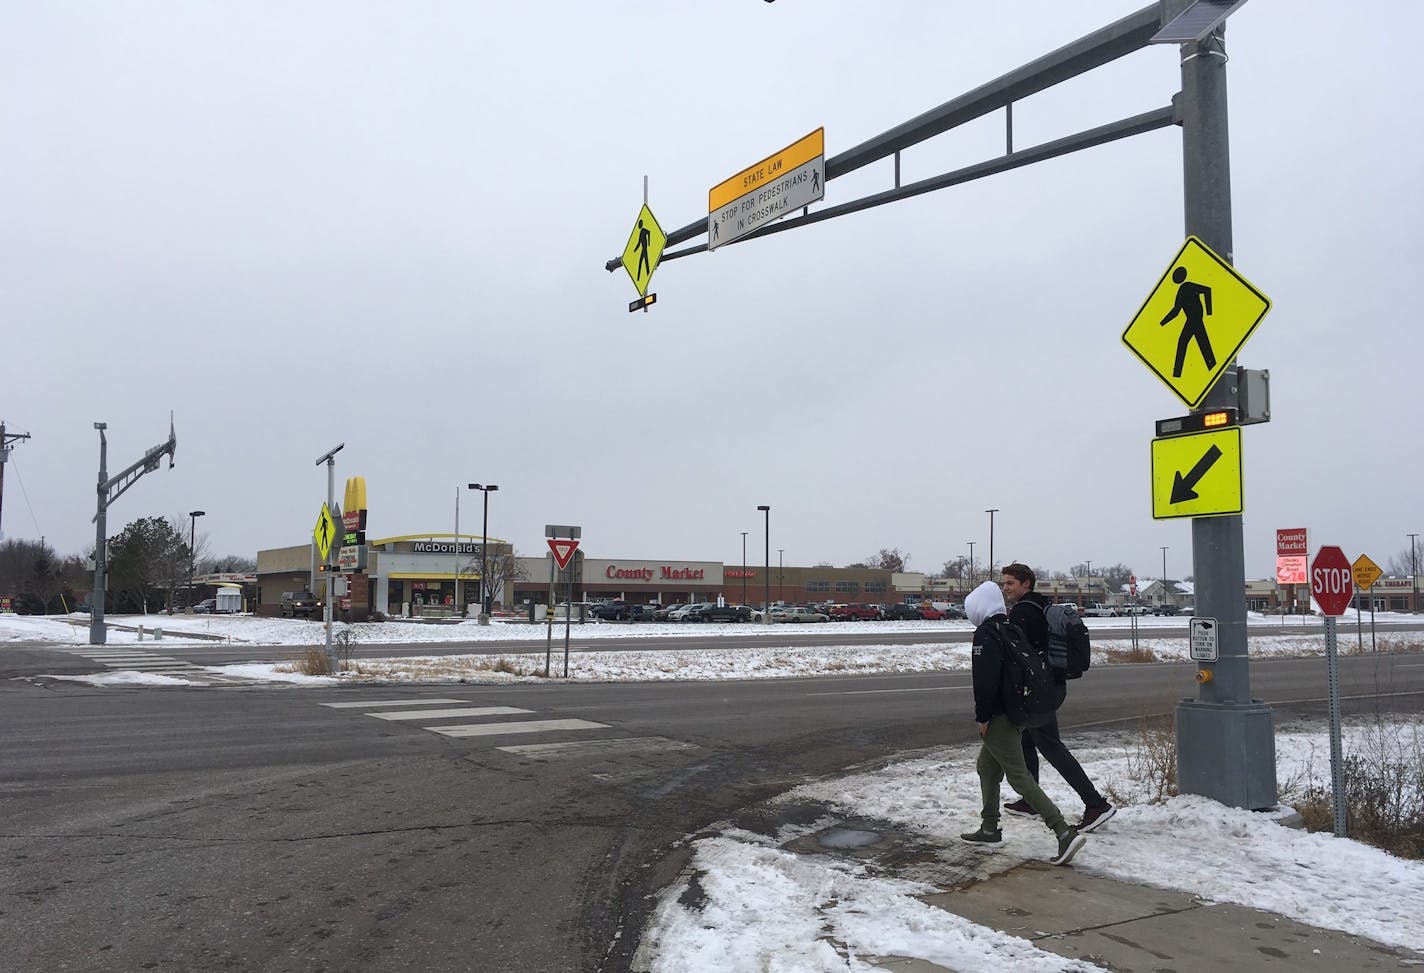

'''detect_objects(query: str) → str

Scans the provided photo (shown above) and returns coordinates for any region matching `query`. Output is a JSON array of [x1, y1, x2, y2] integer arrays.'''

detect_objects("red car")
[[918, 606, 946, 620]]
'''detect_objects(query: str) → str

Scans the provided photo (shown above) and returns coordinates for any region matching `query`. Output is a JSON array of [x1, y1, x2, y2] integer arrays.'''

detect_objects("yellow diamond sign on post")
[[1123, 236, 1272, 409], [620, 203, 666, 297], [1150, 427, 1243, 520], [1352, 554, 1383, 592], [313, 503, 336, 561]]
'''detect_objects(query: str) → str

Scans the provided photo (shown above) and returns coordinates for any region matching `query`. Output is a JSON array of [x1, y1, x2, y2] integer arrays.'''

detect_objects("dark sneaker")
[[1050, 827, 1086, 866], [1003, 798, 1038, 818], [958, 827, 1003, 846], [1079, 802, 1116, 834]]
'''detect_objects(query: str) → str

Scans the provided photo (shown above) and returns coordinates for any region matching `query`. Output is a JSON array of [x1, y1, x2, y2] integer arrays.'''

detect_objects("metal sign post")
[[1324, 614, 1347, 838]]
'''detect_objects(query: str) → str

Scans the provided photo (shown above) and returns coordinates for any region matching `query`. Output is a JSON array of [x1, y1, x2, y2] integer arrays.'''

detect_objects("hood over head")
[[965, 580, 1007, 627]]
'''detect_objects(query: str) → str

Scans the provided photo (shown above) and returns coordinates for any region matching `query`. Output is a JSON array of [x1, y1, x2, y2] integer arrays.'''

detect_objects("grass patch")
[[1294, 718, 1424, 859], [295, 647, 335, 676], [1101, 644, 1161, 665], [1103, 713, 1178, 806]]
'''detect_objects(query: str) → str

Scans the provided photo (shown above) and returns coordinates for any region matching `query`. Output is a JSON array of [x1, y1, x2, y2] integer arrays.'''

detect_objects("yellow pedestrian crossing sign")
[[313, 503, 336, 561], [1150, 427, 1243, 520], [621, 203, 665, 297], [1123, 237, 1272, 409]]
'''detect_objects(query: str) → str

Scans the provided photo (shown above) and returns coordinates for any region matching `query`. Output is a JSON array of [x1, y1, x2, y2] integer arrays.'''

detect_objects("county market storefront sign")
[[605, 564, 708, 582]]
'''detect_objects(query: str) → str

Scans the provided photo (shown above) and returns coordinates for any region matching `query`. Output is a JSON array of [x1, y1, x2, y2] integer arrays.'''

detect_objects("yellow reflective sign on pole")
[[620, 203, 666, 297], [1150, 427, 1243, 520], [313, 503, 336, 561], [1123, 237, 1272, 409], [1352, 554, 1383, 591]]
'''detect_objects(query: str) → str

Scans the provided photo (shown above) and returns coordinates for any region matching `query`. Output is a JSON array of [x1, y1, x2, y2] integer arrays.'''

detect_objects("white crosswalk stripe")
[[426, 718, 608, 738], [367, 706, 532, 722], [60, 648, 247, 684], [318, 697, 611, 744]]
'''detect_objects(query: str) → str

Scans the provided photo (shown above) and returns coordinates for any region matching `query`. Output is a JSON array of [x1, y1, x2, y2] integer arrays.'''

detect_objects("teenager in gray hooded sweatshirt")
[[961, 580, 1086, 866]]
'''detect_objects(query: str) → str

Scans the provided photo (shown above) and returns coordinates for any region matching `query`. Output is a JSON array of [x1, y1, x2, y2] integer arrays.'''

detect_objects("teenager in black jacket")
[[961, 581, 1086, 866], [999, 563, 1116, 833]]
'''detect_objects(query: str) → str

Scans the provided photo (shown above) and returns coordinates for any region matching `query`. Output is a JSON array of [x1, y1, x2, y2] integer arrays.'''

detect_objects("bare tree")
[[866, 548, 910, 572], [940, 556, 970, 580], [1388, 545, 1419, 578]]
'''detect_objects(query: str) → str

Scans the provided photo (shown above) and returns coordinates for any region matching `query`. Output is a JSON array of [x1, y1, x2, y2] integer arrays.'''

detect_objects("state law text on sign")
[[708, 128, 824, 251]]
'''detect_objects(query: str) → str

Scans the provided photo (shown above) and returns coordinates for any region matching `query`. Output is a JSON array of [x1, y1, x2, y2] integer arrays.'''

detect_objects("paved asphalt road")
[[4, 643, 1422, 972]]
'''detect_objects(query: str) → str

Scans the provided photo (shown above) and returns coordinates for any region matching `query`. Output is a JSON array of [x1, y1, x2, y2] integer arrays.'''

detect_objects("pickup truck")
[[829, 603, 881, 621], [1081, 603, 1118, 618]]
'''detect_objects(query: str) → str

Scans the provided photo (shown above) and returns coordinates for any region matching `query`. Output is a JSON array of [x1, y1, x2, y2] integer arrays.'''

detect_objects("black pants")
[[1021, 712, 1104, 809]]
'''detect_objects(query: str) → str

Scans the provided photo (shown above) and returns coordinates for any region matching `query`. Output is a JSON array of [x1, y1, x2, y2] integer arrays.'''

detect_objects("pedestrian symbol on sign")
[[1159, 267, 1215, 378]]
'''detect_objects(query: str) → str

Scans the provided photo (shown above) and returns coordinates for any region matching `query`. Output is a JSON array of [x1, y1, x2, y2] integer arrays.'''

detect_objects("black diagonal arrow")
[[1170, 444, 1223, 503]]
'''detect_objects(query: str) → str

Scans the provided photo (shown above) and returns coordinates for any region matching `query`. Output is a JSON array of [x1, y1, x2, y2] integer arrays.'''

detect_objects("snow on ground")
[[6, 611, 1420, 688], [3, 610, 1420, 649], [641, 716, 1424, 972]]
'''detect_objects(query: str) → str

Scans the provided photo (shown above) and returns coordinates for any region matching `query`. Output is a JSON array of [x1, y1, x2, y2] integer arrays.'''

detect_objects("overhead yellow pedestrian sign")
[[1352, 554, 1383, 591], [1150, 427, 1242, 519], [313, 503, 336, 561], [1123, 237, 1272, 409], [620, 203, 665, 297]]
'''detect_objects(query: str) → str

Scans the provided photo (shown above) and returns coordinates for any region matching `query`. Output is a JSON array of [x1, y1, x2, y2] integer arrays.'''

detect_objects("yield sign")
[[1122, 237, 1272, 409], [1352, 554, 1383, 592], [548, 538, 580, 571]]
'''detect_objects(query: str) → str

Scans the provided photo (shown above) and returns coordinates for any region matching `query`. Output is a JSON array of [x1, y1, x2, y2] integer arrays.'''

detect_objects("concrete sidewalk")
[[865, 858, 1423, 971]]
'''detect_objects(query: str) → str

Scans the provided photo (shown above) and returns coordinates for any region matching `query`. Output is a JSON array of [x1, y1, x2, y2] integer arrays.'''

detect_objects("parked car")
[[880, 603, 925, 621], [280, 591, 320, 618], [591, 600, 632, 621], [769, 606, 829, 623], [653, 603, 682, 621], [696, 603, 752, 623], [628, 605, 659, 622], [940, 603, 967, 619], [192, 598, 217, 614], [1179, 605, 1196, 616], [668, 602, 709, 622], [919, 605, 947, 620], [829, 603, 881, 622], [1122, 604, 1151, 616], [1153, 604, 1181, 616], [1081, 603, 1118, 618]]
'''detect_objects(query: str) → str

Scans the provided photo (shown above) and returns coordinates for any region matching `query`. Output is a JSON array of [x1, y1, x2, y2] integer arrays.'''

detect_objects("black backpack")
[[1026, 601, 1093, 679], [993, 619, 1057, 728]]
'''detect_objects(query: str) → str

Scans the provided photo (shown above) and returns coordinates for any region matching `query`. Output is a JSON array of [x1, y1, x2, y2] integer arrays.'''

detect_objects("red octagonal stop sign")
[[1311, 546, 1354, 616]]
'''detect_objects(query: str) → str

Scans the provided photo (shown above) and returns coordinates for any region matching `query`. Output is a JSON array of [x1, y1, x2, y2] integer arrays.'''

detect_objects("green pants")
[[976, 714, 1067, 834]]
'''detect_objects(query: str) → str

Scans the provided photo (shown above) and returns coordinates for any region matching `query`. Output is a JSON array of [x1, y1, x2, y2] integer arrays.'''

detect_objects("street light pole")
[[470, 484, 499, 621], [1161, 546, 1170, 607], [967, 541, 976, 586], [1409, 533, 1419, 613], [740, 531, 748, 606], [778, 549, 784, 603], [315, 443, 345, 667], [454, 486, 461, 614], [985, 508, 999, 576], [757, 505, 770, 610], [187, 510, 205, 612]]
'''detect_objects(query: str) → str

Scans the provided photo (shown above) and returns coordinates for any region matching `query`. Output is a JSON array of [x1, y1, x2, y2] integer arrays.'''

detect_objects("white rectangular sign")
[[1189, 616, 1219, 662]]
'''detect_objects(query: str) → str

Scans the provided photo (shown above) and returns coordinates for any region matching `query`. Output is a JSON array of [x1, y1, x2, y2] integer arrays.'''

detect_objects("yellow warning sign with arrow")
[[620, 203, 666, 297], [1150, 427, 1242, 520], [1123, 237, 1272, 409]]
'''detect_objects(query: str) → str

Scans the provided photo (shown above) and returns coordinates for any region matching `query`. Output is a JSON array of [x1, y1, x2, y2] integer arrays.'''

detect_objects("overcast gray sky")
[[4, 1, 1421, 582]]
